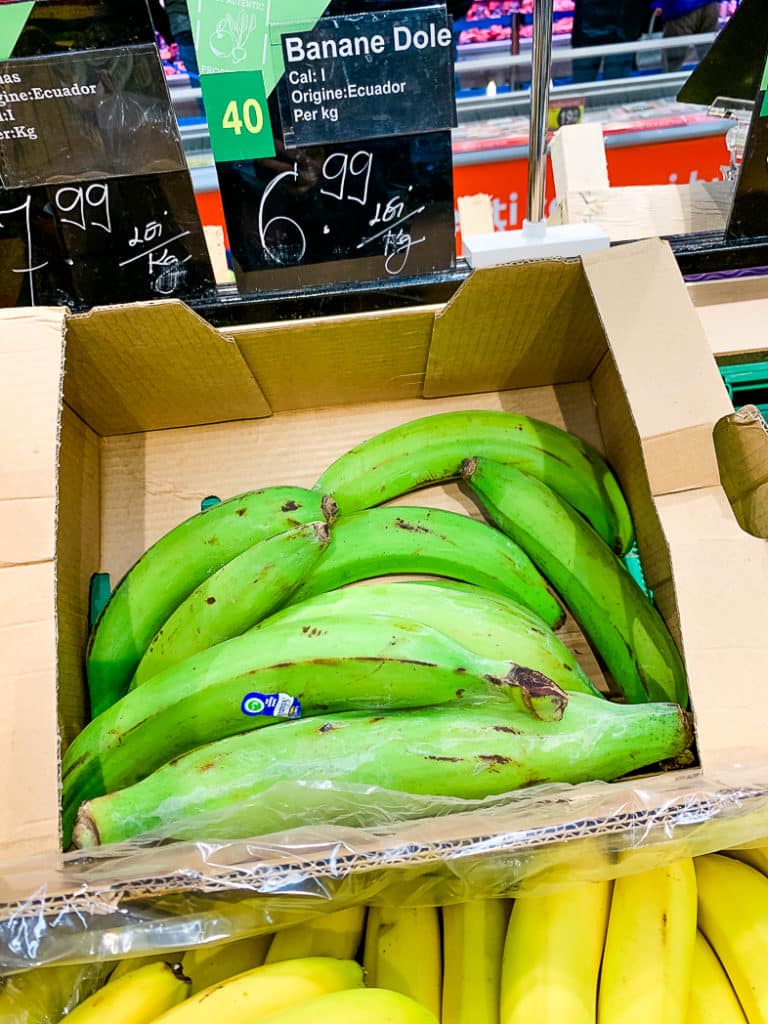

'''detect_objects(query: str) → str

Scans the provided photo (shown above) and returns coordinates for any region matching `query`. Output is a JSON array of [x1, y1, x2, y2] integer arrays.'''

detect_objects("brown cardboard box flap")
[[714, 405, 768, 538], [0, 308, 65, 567], [656, 485, 768, 765], [582, 238, 733, 494], [0, 563, 60, 862], [65, 301, 271, 435], [231, 306, 436, 412], [642, 423, 727, 496], [425, 260, 606, 398]]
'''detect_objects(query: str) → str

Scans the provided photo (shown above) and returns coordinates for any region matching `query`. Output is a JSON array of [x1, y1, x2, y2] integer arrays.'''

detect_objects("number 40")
[[222, 98, 264, 136]]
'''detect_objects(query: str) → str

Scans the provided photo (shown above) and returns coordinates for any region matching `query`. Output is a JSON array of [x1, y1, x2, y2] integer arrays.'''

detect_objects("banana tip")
[[321, 494, 339, 524], [314, 520, 332, 544], [505, 665, 569, 721], [72, 805, 100, 849], [170, 961, 192, 985], [460, 457, 478, 479]]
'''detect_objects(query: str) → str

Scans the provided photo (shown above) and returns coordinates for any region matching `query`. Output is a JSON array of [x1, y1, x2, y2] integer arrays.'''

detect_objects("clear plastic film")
[[4, 765, 768, 975], [0, 960, 112, 1021]]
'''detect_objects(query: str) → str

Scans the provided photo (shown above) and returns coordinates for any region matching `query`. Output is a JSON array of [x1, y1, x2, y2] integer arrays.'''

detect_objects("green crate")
[[719, 360, 768, 421]]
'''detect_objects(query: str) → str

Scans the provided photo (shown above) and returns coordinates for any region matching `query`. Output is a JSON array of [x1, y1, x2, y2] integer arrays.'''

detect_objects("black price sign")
[[219, 131, 455, 293], [0, 171, 215, 309], [276, 5, 457, 148], [0, 0, 156, 60], [726, 58, 768, 240], [0, 45, 185, 190]]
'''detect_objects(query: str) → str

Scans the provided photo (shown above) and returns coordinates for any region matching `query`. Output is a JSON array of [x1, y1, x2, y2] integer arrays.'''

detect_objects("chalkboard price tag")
[[276, 5, 457, 148], [0, 171, 215, 309], [201, 70, 276, 162], [220, 130, 455, 293]]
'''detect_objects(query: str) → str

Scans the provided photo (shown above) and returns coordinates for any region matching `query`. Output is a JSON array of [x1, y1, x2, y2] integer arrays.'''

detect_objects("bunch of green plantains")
[[64, 410, 691, 849]]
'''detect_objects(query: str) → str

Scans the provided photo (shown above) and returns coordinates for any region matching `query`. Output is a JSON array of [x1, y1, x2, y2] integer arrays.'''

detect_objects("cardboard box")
[[3, 237, 767, 915], [688, 275, 768, 537]]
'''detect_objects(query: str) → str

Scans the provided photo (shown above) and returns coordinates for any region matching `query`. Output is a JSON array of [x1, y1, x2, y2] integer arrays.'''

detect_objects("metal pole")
[[527, 0, 555, 224]]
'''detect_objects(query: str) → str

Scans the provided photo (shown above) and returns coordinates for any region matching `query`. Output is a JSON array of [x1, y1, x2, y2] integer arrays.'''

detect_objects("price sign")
[[0, 0, 157, 59], [276, 6, 457, 148], [201, 70, 275, 161], [0, 172, 215, 309], [219, 130, 455, 292], [726, 53, 768, 240], [0, 46, 186, 190], [0, 4, 215, 309], [208, 1, 457, 294]]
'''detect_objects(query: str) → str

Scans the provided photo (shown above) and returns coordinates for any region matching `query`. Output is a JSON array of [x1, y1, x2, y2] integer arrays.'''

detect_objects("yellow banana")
[[151, 957, 363, 1024], [726, 843, 768, 876], [109, 951, 186, 984], [266, 907, 366, 963], [688, 930, 746, 1024], [367, 906, 442, 1019], [695, 853, 768, 1024], [442, 899, 509, 1024], [501, 881, 610, 1024], [258, 987, 440, 1022], [64, 961, 189, 1023], [0, 962, 110, 1023], [598, 858, 697, 1024], [183, 933, 272, 995]]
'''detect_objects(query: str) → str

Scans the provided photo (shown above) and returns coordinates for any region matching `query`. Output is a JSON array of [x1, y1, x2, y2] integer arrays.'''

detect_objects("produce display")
[[6, 845, 768, 1023], [65, 410, 692, 849]]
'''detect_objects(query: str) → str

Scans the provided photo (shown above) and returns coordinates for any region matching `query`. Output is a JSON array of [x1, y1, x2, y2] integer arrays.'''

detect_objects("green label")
[[192, 0, 328, 94], [762, 55, 768, 92], [0, 2, 34, 60], [200, 69, 275, 161]]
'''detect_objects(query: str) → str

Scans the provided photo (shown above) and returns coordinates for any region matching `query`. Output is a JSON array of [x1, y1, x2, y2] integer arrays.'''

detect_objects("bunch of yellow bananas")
[[7, 843, 768, 1023]]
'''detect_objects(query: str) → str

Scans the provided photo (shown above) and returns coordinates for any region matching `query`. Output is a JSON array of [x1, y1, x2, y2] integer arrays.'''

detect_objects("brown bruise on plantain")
[[477, 754, 514, 771], [394, 517, 430, 534]]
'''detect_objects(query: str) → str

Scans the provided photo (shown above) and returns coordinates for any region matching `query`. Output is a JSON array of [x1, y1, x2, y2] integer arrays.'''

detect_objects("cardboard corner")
[[424, 260, 606, 398], [0, 307, 66, 567], [583, 239, 734, 495], [65, 300, 272, 435]]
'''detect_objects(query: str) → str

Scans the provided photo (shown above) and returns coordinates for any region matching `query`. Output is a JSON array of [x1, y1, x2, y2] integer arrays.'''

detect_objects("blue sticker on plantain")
[[241, 692, 302, 719]]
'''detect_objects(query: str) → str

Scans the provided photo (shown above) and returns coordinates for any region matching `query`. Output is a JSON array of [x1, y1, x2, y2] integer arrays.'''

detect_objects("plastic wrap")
[[0, 961, 111, 1022], [4, 766, 768, 975]]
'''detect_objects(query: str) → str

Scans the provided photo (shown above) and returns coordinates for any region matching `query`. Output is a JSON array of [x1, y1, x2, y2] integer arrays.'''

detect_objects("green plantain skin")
[[61, 612, 568, 847], [285, 505, 565, 630], [86, 487, 332, 716], [462, 457, 688, 707], [260, 581, 600, 698], [314, 410, 634, 554], [72, 697, 692, 848], [131, 522, 331, 687]]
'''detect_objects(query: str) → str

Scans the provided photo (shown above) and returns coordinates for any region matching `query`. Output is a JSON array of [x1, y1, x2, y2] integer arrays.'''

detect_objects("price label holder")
[[0, 3, 215, 309], [210, 1, 458, 295]]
